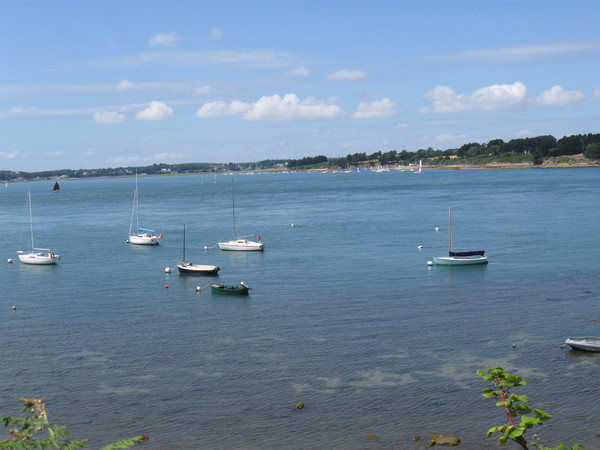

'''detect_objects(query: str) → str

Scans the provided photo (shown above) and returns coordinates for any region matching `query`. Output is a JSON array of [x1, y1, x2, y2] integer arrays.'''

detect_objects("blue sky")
[[2, 0, 600, 171]]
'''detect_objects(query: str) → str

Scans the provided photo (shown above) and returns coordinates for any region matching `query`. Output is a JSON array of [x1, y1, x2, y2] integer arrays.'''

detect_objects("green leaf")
[[506, 427, 525, 438], [520, 415, 540, 426], [100, 435, 149, 449], [534, 409, 553, 421], [514, 404, 532, 414]]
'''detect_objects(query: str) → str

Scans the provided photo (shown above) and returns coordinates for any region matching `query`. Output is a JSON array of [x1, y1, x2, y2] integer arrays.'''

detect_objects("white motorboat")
[[432, 206, 487, 266], [564, 337, 600, 352], [218, 179, 264, 252], [17, 191, 60, 265], [127, 173, 161, 245]]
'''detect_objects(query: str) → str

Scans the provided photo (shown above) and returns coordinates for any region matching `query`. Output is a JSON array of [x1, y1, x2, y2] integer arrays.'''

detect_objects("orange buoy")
[[164, 284, 169, 289]]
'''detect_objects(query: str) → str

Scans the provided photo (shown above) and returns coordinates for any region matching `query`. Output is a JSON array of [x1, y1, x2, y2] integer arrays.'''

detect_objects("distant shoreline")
[[4, 157, 599, 184]]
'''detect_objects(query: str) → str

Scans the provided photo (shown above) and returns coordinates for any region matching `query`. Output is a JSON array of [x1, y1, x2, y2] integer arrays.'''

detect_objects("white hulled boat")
[[432, 206, 487, 265], [218, 179, 264, 252], [127, 173, 161, 245], [17, 190, 60, 265]]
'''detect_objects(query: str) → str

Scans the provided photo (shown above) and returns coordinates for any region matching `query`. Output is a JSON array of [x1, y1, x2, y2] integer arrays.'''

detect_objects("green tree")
[[584, 143, 600, 160]]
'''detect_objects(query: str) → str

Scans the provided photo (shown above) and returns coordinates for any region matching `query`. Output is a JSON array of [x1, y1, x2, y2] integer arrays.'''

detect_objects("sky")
[[2, 0, 600, 171]]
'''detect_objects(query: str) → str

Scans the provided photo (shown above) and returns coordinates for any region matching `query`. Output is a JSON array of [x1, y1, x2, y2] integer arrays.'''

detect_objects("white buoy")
[[290, 224, 296, 227], [12, 306, 16, 310], [435, 227, 440, 232], [427, 260, 434, 266], [203, 246, 209, 250], [418, 245, 423, 249], [196, 286, 201, 292], [164, 267, 172, 274], [7, 258, 13, 263]]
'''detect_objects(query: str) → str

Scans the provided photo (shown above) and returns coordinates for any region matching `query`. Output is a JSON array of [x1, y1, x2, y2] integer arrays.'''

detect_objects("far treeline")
[[2, 132, 600, 182]]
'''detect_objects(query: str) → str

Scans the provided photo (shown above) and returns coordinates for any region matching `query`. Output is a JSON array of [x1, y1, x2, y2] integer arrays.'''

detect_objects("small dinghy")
[[564, 337, 600, 352], [210, 282, 251, 296]]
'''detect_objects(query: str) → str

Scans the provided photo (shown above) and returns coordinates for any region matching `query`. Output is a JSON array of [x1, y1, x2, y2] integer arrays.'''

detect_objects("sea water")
[[1, 168, 599, 448]]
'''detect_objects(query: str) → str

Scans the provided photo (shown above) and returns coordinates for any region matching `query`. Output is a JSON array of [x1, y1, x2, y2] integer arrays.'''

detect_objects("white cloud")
[[98, 50, 296, 68], [197, 94, 342, 121], [0, 150, 20, 159], [243, 94, 342, 121], [93, 111, 125, 123], [285, 67, 310, 77], [471, 82, 528, 111], [434, 134, 468, 145], [196, 100, 251, 118], [148, 32, 182, 47], [352, 98, 396, 119], [210, 27, 223, 40], [135, 101, 174, 120], [394, 122, 408, 130], [421, 82, 527, 113], [419, 40, 600, 65], [326, 69, 368, 81], [517, 129, 533, 136], [117, 80, 134, 90], [534, 85, 584, 107], [594, 87, 600, 99]]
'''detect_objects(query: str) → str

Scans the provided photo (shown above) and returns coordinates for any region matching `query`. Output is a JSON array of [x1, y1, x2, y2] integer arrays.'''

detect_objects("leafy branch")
[[0, 397, 148, 449], [478, 367, 584, 450]]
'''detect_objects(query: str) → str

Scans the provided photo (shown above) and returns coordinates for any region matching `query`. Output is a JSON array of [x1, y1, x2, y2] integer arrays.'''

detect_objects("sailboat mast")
[[28, 190, 34, 251], [135, 173, 139, 231], [448, 206, 452, 252], [231, 179, 237, 240], [182, 224, 186, 261]]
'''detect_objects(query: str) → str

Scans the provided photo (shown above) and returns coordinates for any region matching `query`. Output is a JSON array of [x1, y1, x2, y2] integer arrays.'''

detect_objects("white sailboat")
[[177, 225, 220, 274], [17, 190, 60, 265], [127, 174, 161, 245], [218, 179, 264, 251], [432, 206, 487, 265], [416, 160, 423, 174]]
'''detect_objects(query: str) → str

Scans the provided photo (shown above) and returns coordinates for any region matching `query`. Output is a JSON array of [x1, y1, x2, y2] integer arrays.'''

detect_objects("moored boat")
[[210, 282, 251, 295], [564, 336, 600, 352], [218, 179, 264, 251], [177, 225, 220, 275], [17, 191, 60, 265], [432, 206, 487, 266], [127, 173, 161, 245]]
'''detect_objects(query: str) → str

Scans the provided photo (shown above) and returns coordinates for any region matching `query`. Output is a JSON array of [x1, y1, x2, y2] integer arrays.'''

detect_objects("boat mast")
[[231, 179, 237, 240], [182, 224, 186, 261], [448, 205, 452, 253], [27, 190, 34, 251]]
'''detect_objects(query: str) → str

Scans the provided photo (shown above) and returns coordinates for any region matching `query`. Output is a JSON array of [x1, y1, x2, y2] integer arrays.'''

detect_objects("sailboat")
[[177, 225, 220, 275], [127, 174, 162, 245], [416, 160, 423, 174], [17, 190, 60, 265], [53, 181, 60, 191], [432, 206, 487, 265], [218, 179, 264, 251]]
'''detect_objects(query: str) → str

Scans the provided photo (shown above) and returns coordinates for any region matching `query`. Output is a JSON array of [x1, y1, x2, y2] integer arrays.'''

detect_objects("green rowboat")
[[210, 282, 251, 295]]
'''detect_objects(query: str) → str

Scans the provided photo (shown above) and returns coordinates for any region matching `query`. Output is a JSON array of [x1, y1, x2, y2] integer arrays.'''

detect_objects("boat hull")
[[218, 240, 264, 251], [433, 256, 488, 265], [17, 251, 60, 265], [210, 283, 250, 295], [565, 337, 600, 352], [128, 234, 161, 245], [177, 262, 220, 275]]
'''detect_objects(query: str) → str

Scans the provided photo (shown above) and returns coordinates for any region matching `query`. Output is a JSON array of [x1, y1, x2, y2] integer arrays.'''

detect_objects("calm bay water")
[[1, 168, 599, 448]]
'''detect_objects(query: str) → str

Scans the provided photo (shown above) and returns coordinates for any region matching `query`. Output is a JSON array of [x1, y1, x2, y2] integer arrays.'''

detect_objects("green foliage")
[[0, 397, 148, 449], [478, 368, 583, 450]]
